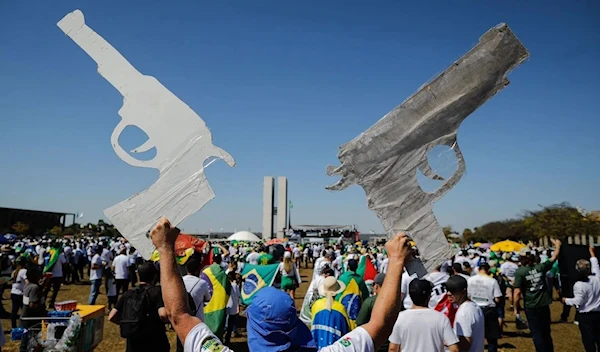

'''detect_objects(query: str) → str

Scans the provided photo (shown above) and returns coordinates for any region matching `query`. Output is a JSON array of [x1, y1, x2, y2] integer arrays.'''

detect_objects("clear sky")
[[1, 1, 598, 234]]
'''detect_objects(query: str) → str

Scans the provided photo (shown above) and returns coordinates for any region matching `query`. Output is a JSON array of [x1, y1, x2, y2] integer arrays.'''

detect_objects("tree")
[[12, 222, 29, 235], [49, 226, 63, 236], [523, 202, 599, 240]]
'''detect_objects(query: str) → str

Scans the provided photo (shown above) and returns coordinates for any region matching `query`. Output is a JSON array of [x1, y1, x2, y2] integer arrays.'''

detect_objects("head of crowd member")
[[409, 279, 433, 308], [462, 261, 473, 275], [347, 259, 358, 273], [446, 275, 469, 305], [319, 265, 334, 278], [213, 254, 222, 265], [478, 262, 491, 275], [185, 256, 202, 277], [324, 251, 334, 262], [26, 264, 42, 284], [373, 273, 385, 295], [575, 259, 592, 282], [246, 287, 317, 351], [452, 262, 465, 275], [519, 247, 533, 266], [138, 261, 158, 285]]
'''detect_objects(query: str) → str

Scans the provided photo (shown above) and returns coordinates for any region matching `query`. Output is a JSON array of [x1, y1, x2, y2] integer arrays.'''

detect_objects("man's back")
[[183, 275, 211, 321], [116, 285, 169, 352], [467, 274, 501, 308], [514, 261, 553, 308], [389, 309, 458, 352], [454, 301, 485, 352]]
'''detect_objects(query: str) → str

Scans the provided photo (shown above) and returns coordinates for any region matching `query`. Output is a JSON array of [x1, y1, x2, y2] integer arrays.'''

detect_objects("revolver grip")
[[111, 120, 158, 169]]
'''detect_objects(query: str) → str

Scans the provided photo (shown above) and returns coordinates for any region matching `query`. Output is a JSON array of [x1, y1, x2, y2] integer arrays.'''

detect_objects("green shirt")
[[514, 260, 553, 308], [257, 253, 274, 265], [355, 295, 389, 352]]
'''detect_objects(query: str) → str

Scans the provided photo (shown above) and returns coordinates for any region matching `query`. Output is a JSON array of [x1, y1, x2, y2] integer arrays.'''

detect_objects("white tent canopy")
[[227, 231, 261, 242]]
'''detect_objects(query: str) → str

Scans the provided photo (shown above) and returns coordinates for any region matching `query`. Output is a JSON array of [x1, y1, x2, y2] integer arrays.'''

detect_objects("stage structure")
[[262, 176, 288, 240]]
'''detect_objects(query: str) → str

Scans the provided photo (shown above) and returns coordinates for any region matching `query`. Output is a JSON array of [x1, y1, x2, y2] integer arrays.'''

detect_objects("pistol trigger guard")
[[131, 138, 155, 154], [111, 120, 157, 169], [418, 160, 445, 181]]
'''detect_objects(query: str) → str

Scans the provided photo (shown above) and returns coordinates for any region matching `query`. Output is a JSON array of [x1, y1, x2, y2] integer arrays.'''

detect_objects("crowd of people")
[[0, 224, 598, 351]]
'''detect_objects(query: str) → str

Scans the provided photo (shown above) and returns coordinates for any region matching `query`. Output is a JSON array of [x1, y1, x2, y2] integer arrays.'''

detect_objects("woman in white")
[[279, 251, 302, 299], [10, 257, 27, 329]]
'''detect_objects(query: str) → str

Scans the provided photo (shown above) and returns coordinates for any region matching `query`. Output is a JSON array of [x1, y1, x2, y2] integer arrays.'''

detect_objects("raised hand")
[[150, 217, 180, 252]]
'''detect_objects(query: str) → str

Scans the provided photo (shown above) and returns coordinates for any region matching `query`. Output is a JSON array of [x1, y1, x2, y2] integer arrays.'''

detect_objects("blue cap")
[[246, 287, 316, 351]]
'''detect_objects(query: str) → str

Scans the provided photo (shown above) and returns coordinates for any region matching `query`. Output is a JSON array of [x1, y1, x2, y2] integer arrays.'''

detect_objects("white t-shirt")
[[246, 252, 259, 265], [454, 301, 485, 352], [101, 248, 113, 268], [467, 275, 502, 308], [112, 254, 130, 280], [389, 309, 459, 352], [89, 254, 103, 281], [226, 283, 240, 315], [425, 271, 450, 309], [401, 272, 417, 309], [183, 323, 374, 352], [11, 269, 27, 295], [51, 253, 67, 278], [183, 275, 211, 322], [499, 262, 519, 282]]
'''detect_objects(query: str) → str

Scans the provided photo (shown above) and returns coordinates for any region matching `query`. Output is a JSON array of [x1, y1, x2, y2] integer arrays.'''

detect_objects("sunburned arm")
[[158, 245, 201, 342], [361, 234, 409, 350]]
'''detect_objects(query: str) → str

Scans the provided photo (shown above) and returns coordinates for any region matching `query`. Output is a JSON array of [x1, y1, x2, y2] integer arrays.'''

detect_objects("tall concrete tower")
[[276, 176, 288, 239], [262, 176, 288, 240], [262, 177, 274, 240]]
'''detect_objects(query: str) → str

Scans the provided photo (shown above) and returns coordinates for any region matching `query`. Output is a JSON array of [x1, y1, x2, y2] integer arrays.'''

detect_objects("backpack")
[[119, 287, 150, 338]]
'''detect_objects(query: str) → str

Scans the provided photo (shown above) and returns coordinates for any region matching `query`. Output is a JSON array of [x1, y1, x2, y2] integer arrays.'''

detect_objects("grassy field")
[[0, 268, 584, 351]]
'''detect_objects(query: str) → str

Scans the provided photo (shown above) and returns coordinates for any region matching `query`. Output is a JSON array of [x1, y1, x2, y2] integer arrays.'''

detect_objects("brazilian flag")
[[335, 271, 370, 330], [200, 263, 231, 337], [240, 263, 279, 305], [43, 244, 62, 274]]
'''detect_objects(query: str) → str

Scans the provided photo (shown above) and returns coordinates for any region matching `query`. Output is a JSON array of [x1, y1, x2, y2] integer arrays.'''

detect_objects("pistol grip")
[[111, 120, 158, 169]]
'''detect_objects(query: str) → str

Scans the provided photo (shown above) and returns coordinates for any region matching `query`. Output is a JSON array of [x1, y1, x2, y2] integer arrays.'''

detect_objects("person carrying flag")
[[336, 259, 370, 329]]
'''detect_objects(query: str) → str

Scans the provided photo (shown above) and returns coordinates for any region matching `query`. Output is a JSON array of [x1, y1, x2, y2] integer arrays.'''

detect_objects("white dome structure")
[[227, 231, 261, 242]]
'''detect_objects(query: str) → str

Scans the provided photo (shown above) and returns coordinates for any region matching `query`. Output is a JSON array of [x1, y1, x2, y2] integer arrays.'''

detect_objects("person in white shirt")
[[182, 257, 211, 322], [389, 279, 459, 352], [10, 258, 27, 328], [44, 248, 67, 309], [425, 266, 450, 309], [400, 270, 417, 310], [467, 263, 502, 352], [150, 217, 412, 352], [246, 248, 259, 266], [224, 271, 240, 345], [112, 247, 130, 296], [380, 256, 389, 274], [88, 246, 105, 305], [446, 275, 485, 352], [563, 246, 600, 351], [499, 256, 519, 309]]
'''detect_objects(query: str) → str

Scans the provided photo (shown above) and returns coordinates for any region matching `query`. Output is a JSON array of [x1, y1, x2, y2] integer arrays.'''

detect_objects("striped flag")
[[200, 263, 231, 337]]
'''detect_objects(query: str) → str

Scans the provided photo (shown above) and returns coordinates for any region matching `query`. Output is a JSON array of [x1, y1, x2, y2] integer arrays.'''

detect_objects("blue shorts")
[[497, 305, 505, 319]]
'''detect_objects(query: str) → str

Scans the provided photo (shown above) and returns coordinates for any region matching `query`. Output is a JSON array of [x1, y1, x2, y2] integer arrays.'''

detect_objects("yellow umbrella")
[[474, 242, 482, 247], [490, 240, 526, 253]]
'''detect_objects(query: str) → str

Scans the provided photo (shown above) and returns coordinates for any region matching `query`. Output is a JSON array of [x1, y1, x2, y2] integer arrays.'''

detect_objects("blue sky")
[[1, 1, 598, 234]]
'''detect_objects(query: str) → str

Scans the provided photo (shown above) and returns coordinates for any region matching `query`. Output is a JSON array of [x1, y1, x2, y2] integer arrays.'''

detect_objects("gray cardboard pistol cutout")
[[327, 24, 529, 277], [58, 10, 235, 259]]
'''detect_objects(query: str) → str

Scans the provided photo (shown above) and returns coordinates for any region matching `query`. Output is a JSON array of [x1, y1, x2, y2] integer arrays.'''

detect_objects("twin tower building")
[[262, 176, 288, 240]]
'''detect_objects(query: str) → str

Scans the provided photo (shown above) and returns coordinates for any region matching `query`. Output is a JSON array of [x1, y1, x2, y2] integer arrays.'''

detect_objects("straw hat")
[[318, 276, 346, 297], [1, 245, 11, 252], [318, 276, 346, 311]]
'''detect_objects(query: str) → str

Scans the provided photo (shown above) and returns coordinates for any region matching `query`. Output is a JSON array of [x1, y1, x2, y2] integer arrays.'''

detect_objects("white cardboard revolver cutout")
[[327, 24, 529, 277], [58, 10, 235, 259]]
